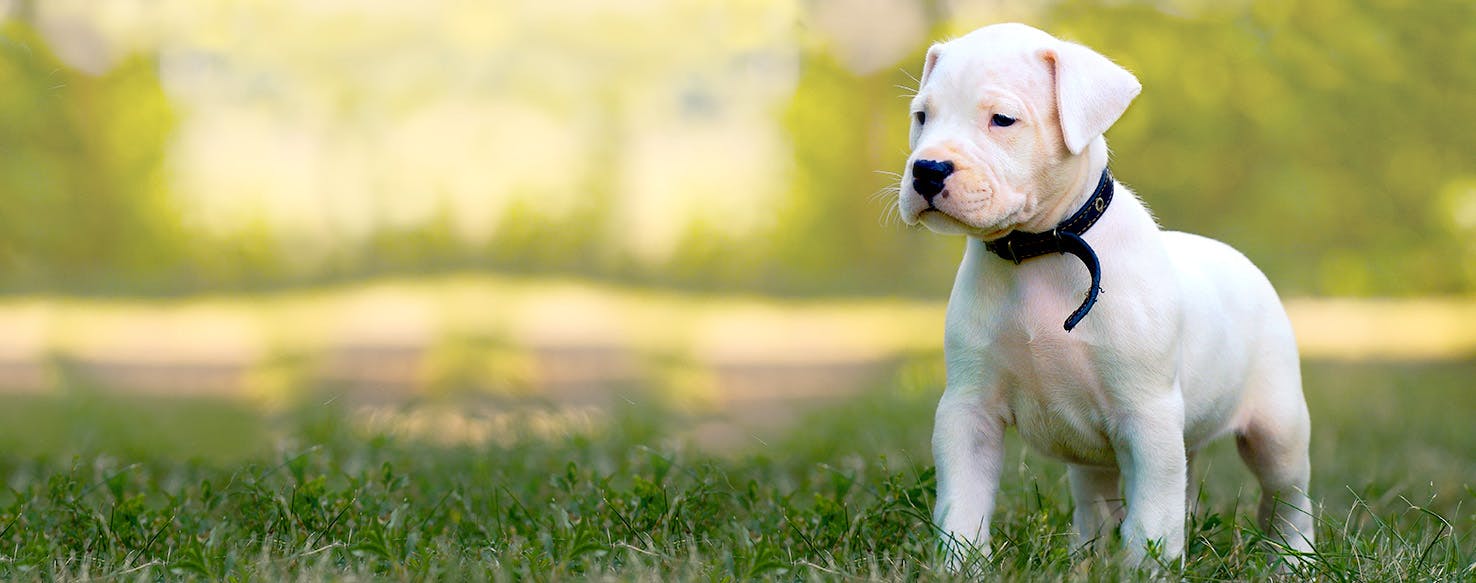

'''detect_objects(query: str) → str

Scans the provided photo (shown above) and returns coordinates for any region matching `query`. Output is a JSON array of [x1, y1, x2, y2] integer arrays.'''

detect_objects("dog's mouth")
[[964, 222, 1015, 241], [906, 180, 1030, 238], [917, 207, 1017, 240], [978, 226, 1013, 240], [915, 207, 965, 228]]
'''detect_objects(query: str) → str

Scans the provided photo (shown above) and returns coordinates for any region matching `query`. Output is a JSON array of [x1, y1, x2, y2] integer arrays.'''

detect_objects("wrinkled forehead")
[[922, 26, 1055, 104]]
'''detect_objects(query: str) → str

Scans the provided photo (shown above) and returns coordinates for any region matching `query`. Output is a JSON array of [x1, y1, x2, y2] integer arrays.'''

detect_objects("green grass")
[[0, 359, 1471, 580]]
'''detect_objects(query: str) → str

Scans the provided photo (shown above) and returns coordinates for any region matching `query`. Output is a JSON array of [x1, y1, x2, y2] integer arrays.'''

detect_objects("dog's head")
[[899, 23, 1140, 238]]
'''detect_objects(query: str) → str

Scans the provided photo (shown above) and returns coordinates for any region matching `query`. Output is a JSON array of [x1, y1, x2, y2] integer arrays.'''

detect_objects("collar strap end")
[[981, 169, 1114, 331]]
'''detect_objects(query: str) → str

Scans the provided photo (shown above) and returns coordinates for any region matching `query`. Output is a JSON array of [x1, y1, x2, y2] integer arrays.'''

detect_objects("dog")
[[898, 23, 1314, 567]]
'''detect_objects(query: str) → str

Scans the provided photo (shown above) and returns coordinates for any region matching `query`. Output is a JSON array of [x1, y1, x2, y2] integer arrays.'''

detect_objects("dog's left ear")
[[919, 43, 945, 88], [1041, 40, 1141, 155]]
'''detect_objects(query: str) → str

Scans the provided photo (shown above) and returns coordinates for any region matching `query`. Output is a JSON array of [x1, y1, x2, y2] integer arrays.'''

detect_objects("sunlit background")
[[0, 0, 1473, 445]]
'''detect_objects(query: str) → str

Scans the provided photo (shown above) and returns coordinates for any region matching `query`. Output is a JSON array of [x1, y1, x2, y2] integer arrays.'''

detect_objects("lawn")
[[0, 358, 1471, 580]]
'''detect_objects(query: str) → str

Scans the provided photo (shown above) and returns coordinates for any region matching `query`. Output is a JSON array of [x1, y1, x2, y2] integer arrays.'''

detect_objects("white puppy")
[[899, 23, 1314, 567]]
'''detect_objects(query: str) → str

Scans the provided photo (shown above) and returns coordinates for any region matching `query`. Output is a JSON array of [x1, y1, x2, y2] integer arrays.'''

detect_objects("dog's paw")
[[938, 533, 991, 574]]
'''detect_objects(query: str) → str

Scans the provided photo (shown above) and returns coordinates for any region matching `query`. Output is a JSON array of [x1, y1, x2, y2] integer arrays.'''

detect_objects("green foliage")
[[0, 22, 184, 293], [763, 44, 961, 296], [2, 2, 1475, 297], [662, 216, 764, 292], [740, 0, 1476, 298], [1053, 0, 1476, 296], [485, 197, 609, 276], [367, 202, 465, 274]]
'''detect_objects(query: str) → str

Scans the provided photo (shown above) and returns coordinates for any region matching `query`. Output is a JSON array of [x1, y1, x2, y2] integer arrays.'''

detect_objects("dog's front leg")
[[932, 386, 1006, 569], [1114, 390, 1188, 566]]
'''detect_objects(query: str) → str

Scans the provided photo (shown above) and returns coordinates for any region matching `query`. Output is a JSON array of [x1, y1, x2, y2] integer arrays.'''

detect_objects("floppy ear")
[[918, 43, 944, 88], [1041, 40, 1141, 155]]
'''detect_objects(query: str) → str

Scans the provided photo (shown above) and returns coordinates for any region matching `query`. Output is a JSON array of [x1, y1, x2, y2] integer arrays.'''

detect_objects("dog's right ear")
[[919, 43, 944, 88]]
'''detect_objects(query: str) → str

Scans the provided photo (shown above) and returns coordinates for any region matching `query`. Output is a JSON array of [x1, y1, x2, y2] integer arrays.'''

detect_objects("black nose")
[[912, 159, 954, 201]]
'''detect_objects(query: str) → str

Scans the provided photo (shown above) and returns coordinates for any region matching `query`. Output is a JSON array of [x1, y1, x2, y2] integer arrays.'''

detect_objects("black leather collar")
[[983, 169, 1113, 331]]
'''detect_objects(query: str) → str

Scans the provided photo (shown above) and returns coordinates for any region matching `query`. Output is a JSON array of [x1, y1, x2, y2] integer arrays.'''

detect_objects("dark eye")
[[915, 111, 926, 125], [991, 114, 1017, 127]]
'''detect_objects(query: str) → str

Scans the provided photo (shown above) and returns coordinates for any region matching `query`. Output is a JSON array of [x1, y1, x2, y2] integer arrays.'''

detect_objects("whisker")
[[898, 67, 920, 86], [869, 166, 907, 225], [881, 202, 907, 227], [875, 200, 898, 227], [870, 186, 901, 203]]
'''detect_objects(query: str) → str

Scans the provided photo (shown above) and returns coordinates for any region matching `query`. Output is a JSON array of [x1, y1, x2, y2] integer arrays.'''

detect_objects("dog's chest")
[[991, 319, 1119, 466], [950, 248, 1135, 466]]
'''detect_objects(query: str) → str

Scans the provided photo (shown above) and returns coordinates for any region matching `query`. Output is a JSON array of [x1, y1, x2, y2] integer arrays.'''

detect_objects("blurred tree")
[[1052, 0, 1476, 295], [739, 0, 1476, 298], [757, 3, 959, 296], [2, 0, 1474, 299], [0, 21, 183, 292]]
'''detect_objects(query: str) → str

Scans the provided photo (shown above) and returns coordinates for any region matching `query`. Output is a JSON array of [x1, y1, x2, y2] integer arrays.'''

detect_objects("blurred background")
[[0, 0, 1473, 451]]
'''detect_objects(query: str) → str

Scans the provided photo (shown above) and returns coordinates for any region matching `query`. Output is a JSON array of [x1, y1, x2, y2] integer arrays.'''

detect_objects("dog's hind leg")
[[1068, 464, 1123, 550], [1235, 366, 1315, 564]]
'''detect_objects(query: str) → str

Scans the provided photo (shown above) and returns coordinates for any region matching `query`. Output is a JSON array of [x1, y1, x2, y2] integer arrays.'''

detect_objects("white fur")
[[899, 24, 1314, 568]]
